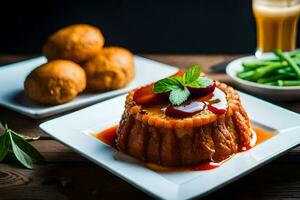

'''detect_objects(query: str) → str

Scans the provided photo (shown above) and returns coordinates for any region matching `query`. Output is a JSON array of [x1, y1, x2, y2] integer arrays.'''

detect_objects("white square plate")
[[0, 56, 177, 118], [40, 92, 300, 200]]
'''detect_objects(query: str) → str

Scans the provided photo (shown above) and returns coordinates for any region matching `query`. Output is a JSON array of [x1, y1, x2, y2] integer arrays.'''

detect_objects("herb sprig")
[[0, 123, 44, 169], [153, 66, 213, 105]]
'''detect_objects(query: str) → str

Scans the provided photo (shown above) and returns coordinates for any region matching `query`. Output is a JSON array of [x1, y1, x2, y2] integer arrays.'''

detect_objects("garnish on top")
[[153, 66, 215, 105], [132, 66, 227, 118], [133, 66, 216, 106]]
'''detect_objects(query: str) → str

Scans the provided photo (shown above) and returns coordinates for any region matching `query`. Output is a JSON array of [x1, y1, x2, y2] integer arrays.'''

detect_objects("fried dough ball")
[[43, 24, 105, 63], [24, 60, 86, 105], [82, 46, 135, 92]]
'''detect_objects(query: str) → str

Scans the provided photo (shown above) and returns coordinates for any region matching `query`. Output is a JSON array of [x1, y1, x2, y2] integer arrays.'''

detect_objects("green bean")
[[277, 80, 284, 86], [276, 72, 297, 78], [251, 62, 287, 81], [276, 67, 293, 74], [273, 49, 300, 79], [242, 60, 280, 68], [257, 74, 296, 83], [263, 80, 300, 86], [265, 65, 291, 77], [274, 68, 298, 78], [280, 80, 300, 86], [236, 70, 255, 80], [236, 50, 300, 87]]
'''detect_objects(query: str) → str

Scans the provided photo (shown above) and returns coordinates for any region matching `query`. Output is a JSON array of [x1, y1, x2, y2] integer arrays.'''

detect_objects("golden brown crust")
[[82, 46, 135, 92], [43, 24, 104, 63], [116, 81, 253, 167], [24, 60, 86, 105]]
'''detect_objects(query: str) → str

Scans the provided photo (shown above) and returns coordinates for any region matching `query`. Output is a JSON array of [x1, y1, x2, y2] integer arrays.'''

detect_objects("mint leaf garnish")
[[153, 66, 214, 105], [0, 122, 44, 169], [153, 77, 182, 93], [169, 87, 190, 105], [183, 65, 201, 83], [186, 77, 214, 88], [172, 75, 185, 85]]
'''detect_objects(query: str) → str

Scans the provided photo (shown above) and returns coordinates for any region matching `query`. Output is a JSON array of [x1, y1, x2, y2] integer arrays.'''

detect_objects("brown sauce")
[[92, 126, 275, 171]]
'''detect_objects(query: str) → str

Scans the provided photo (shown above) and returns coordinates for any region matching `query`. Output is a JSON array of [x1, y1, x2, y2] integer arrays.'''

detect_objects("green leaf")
[[169, 87, 190, 105], [153, 66, 204, 105], [11, 133, 45, 162], [153, 77, 182, 93], [6, 149, 19, 164], [172, 75, 184, 85], [0, 132, 10, 161], [183, 66, 201, 84], [9, 132, 33, 169], [187, 77, 214, 88], [0, 124, 44, 169]]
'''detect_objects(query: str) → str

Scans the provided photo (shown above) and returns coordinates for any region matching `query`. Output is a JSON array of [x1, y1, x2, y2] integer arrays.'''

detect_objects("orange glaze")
[[145, 160, 222, 172], [93, 125, 275, 171], [254, 127, 275, 144], [92, 125, 118, 147]]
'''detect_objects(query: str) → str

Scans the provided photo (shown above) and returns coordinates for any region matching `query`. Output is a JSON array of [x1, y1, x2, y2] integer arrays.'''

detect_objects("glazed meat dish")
[[116, 67, 254, 167]]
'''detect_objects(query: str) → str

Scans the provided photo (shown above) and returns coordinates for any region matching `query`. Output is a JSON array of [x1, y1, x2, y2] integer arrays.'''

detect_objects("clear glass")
[[253, 0, 300, 57]]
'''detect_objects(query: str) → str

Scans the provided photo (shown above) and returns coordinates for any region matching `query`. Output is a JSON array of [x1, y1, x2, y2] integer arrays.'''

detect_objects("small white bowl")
[[226, 52, 300, 101]]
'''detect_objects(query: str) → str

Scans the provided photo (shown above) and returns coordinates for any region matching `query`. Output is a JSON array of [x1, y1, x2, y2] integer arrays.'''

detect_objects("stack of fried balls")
[[24, 24, 135, 105]]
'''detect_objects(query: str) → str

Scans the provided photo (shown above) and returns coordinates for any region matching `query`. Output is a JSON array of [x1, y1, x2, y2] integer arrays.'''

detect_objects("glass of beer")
[[253, 0, 300, 57]]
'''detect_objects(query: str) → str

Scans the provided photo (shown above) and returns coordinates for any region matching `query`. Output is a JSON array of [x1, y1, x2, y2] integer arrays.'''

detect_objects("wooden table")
[[1, 54, 300, 200]]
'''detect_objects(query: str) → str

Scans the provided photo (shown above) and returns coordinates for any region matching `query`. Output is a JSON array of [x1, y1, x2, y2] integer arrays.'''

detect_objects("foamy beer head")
[[253, 0, 300, 55]]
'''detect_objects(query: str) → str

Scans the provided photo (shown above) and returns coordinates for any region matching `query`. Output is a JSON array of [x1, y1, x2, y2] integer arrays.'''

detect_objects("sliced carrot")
[[172, 70, 185, 76], [133, 84, 169, 105], [133, 84, 159, 105]]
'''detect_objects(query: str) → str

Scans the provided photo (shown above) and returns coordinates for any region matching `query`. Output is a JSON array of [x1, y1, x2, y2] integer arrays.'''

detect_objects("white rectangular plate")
[[40, 92, 300, 200], [0, 56, 177, 118]]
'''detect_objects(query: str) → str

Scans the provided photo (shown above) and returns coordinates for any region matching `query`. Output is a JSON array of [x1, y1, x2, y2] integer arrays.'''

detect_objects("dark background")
[[0, 0, 299, 54]]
